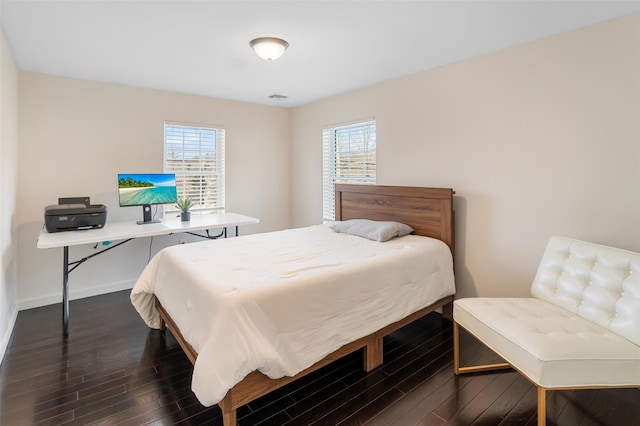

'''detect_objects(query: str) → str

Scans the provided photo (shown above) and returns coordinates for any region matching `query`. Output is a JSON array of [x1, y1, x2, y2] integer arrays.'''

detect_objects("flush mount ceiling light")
[[250, 37, 289, 61]]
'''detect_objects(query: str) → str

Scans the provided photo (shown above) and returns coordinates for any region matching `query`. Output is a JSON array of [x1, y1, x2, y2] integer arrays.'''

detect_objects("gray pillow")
[[329, 219, 414, 242]]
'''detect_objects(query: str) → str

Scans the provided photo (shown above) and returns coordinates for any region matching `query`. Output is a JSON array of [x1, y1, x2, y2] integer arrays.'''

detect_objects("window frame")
[[163, 121, 225, 214], [322, 118, 377, 221]]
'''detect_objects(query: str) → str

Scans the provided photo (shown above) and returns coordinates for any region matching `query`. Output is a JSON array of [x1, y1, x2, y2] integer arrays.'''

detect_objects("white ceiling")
[[2, 1, 639, 108]]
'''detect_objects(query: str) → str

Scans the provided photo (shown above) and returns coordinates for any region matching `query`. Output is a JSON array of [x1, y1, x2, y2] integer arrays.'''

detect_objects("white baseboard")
[[18, 279, 136, 311], [0, 303, 19, 365]]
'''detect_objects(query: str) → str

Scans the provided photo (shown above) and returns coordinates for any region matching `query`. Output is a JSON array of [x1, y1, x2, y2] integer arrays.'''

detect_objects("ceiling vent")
[[268, 94, 288, 99]]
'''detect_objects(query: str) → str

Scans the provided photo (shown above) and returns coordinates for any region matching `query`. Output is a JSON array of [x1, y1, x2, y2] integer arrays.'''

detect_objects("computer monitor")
[[118, 173, 178, 224]]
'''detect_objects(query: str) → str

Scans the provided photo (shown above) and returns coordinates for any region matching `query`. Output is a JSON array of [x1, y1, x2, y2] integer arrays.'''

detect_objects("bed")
[[131, 184, 455, 425]]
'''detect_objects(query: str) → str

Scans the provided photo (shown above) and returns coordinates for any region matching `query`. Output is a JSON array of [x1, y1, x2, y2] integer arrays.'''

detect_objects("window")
[[322, 119, 376, 221], [164, 122, 225, 212]]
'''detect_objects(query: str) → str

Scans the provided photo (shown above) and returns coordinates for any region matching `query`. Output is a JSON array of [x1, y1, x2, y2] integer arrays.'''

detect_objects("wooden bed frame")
[[154, 184, 455, 425]]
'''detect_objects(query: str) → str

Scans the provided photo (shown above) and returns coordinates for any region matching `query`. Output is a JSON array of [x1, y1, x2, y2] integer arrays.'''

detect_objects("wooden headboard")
[[334, 184, 454, 252]]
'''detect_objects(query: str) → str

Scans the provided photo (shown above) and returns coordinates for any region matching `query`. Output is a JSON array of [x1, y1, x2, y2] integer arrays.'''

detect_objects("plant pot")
[[181, 211, 191, 222]]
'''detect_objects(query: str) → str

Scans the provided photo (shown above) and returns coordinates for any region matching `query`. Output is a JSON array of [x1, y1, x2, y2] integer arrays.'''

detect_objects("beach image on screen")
[[118, 174, 178, 206]]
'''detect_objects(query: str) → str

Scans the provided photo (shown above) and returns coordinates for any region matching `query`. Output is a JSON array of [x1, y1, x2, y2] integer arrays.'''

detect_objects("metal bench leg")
[[453, 321, 511, 374], [537, 386, 547, 426]]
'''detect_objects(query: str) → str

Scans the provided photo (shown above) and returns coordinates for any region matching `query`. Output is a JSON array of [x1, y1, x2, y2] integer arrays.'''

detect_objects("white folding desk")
[[37, 212, 259, 336]]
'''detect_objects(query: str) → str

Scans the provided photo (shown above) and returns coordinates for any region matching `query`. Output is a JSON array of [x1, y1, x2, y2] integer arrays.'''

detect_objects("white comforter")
[[130, 224, 455, 406]]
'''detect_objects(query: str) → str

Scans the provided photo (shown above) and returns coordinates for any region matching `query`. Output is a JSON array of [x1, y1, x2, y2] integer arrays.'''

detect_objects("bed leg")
[[219, 394, 236, 426], [221, 409, 236, 426], [155, 297, 167, 331], [441, 301, 453, 321], [363, 337, 383, 372]]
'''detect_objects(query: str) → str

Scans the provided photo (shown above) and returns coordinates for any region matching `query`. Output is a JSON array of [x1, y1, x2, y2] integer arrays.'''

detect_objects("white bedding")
[[130, 224, 455, 406]]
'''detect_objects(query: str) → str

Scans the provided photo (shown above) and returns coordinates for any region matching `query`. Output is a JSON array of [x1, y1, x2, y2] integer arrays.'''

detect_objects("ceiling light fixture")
[[250, 37, 289, 61]]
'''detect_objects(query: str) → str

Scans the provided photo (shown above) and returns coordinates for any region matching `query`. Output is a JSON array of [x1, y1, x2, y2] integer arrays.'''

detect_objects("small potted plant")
[[176, 197, 193, 221]]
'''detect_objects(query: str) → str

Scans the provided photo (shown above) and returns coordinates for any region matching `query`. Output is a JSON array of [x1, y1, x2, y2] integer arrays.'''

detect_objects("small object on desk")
[[176, 197, 193, 222], [44, 197, 107, 233]]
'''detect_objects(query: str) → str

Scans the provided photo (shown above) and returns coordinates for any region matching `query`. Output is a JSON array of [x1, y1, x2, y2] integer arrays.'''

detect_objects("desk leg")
[[222, 226, 239, 238], [63, 246, 70, 336]]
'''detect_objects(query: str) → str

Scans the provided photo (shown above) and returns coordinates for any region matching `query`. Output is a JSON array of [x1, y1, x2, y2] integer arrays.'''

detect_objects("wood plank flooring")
[[1, 290, 638, 425]]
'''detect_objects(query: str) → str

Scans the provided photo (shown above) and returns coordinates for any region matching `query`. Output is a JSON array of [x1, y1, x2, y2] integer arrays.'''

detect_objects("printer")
[[44, 197, 107, 233]]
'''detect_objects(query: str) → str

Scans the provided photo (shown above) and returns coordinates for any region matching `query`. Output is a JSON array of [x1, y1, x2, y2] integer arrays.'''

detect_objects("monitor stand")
[[137, 204, 161, 225]]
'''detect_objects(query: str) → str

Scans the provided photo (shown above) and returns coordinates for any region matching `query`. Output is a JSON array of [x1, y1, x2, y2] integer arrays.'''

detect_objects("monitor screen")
[[118, 173, 178, 225], [118, 173, 178, 206]]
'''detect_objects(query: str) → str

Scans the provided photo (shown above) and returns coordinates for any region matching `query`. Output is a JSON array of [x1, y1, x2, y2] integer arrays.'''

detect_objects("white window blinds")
[[164, 122, 225, 212], [322, 119, 376, 221]]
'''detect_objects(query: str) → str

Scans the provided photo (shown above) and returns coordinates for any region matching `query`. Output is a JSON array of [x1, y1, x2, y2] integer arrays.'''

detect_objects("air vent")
[[268, 94, 288, 99]]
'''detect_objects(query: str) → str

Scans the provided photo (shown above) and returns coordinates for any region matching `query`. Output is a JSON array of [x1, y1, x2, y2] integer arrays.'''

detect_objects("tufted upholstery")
[[454, 297, 640, 388], [453, 236, 640, 424], [530, 236, 640, 346]]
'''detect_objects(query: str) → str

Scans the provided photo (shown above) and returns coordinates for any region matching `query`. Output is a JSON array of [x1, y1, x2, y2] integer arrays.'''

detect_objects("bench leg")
[[537, 387, 546, 426], [455, 321, 550, 425], [453, 321, 511, 374], [453, 320, 461, 374]]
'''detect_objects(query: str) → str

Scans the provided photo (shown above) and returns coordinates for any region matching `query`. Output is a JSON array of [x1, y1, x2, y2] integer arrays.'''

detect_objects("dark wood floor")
[[1, 290, 638, 425]]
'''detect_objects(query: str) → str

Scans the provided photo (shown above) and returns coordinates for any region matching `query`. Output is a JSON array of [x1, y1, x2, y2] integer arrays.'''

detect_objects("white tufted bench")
[[453, 236, 640, 425]]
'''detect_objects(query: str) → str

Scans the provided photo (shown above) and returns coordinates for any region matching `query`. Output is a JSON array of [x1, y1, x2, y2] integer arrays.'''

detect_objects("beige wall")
[[17, 74, 291, 307], [1, 33, 19, 360], [291, 14, 640, 298]]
